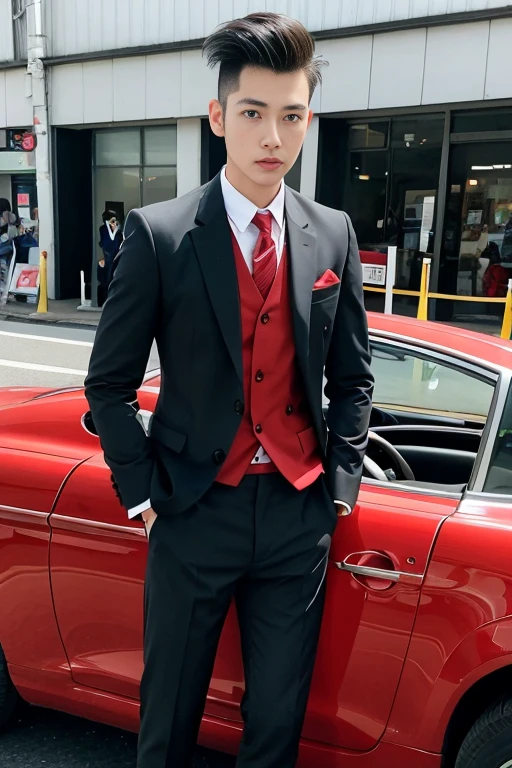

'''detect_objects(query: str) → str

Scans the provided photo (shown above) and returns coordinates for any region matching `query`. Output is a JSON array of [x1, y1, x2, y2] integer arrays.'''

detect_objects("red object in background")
[[21, 132, 36, 151], [0, 313, 512, 768], [16, 267, 38, 289], [359, 249, 387, 266], [17, 193, 30, 207]]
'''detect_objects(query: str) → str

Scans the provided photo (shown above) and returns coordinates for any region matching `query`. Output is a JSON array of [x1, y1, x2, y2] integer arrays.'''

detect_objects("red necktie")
[[251, 211, 277, 300]]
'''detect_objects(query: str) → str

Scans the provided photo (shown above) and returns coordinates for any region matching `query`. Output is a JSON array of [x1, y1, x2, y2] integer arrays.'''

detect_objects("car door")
[[48, 388, 157, 701], [205, 337, 497, 752]]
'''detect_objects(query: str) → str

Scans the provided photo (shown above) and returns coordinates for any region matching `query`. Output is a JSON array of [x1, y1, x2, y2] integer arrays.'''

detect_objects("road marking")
[[0, 359, 87, 376], [0, 330, 93, 347]]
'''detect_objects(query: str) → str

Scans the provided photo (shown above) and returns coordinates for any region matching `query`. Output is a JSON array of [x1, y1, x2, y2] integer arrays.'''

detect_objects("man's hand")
[[142, 507, 158, 536]]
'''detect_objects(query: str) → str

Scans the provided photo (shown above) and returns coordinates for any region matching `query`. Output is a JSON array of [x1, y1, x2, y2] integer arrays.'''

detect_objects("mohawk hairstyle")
[[202, 12, 327, 113]]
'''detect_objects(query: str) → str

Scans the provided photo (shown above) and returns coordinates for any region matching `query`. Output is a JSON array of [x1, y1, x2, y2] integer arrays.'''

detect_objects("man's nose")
[[261, 123, 282, 149]]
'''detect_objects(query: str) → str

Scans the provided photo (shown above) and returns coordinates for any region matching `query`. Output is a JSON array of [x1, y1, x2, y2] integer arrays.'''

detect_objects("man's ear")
[[209, 99, 225, 138], [306, 110, 314, 128]]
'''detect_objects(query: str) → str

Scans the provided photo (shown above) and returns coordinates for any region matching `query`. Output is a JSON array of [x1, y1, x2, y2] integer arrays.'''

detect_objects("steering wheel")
[[363, 430, 415, 483]]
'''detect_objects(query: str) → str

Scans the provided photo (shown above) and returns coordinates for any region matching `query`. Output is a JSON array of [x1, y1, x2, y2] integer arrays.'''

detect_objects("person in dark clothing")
[[97, 208, 123, 306]]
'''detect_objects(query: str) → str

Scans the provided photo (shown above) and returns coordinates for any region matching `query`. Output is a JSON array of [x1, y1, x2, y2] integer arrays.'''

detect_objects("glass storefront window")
[[442, 142, 512, 320], [93, 125, 178, 228], [348, 123, 388, 150], [142, 166, 177, 206], [391, 117, 444, 148], [343, 151, 389, 248], [143, 126, 177, 166], [94, 167, 141, 233], [92, 124, 178, 303], [95, 129, 141, 166], [452, 110, 512, 134]]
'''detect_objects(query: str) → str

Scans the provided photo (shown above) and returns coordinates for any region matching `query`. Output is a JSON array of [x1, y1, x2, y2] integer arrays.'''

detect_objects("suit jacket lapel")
[[191, 173, 243, 383], [285, 188, 317, 385]]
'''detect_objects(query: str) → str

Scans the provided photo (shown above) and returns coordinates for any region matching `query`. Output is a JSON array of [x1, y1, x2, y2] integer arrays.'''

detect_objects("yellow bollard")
[[501, 279, 512, 340], [416, 257, 431, 321], [37, 250, 48, 314]]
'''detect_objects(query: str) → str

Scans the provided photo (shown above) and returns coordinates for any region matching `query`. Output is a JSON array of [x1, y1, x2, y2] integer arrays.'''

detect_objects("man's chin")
[[250, 166, 287, 186]]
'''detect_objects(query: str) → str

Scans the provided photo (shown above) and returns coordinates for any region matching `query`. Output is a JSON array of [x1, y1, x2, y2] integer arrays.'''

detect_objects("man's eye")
[[244, 110, 260, 118], [285, 114, 301, 122]]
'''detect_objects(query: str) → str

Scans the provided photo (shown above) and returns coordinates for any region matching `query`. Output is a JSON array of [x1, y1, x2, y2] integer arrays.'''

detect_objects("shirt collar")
[[220, 166, 285, 233]]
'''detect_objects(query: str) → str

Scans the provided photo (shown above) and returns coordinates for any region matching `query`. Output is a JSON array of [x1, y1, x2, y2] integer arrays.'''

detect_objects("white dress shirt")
[[128, 168, 350, 518]]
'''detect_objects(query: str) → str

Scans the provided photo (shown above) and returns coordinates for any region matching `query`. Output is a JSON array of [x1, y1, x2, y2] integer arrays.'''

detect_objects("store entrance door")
[[442, 142, 512, 327]]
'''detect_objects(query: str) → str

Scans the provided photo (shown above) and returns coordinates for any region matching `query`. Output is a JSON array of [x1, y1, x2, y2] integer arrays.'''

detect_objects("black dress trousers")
[[137, 472, 337, 768]]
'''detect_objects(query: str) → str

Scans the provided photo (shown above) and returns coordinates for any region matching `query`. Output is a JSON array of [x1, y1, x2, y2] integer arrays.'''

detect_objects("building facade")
[[1, 0, 512, 323]]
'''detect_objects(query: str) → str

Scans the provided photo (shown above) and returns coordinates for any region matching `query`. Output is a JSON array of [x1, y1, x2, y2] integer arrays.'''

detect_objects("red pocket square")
[[313, 269, 340, 290]]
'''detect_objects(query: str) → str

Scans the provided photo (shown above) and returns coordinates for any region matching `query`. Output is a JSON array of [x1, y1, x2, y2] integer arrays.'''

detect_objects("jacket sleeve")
[[85, 209, 160, 511], [323, 212, 374, 509]]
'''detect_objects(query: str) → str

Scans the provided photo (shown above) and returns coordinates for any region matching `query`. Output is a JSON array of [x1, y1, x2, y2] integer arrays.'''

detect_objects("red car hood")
[[0, 386, 56, 407]]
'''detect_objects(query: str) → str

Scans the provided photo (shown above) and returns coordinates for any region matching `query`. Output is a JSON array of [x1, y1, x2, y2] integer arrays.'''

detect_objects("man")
[[85, 11, 373, 768]]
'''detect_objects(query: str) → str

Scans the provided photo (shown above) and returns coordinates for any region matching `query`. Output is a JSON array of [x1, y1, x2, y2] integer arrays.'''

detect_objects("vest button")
[[255, 424, 263, 434], [255, 370, 264, 382], [234, 400, 245, 416], [261, 313, 270, 324], [213, 449, 226, 465], [286, 404, 293, 415]]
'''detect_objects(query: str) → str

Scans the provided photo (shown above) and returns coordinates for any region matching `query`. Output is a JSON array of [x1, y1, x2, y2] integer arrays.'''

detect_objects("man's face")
[[209, 66, 313, 198]]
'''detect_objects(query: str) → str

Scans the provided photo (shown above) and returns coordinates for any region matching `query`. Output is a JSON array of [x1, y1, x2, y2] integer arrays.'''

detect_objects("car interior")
[[357, 339, 493, 495]]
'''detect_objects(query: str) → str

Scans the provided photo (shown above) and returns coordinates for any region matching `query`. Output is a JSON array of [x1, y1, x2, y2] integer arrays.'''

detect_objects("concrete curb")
[[0, 309, 101, 328]]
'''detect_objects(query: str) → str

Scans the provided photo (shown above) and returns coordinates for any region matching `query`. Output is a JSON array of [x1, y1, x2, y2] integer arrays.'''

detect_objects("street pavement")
[[0, 318, 234, 767], [0, 318, 158, 389], [2, 707, 235, 767]]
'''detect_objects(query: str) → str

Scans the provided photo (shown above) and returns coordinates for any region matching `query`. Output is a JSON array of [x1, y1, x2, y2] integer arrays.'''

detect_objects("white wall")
[[0, 68, 33, 128], [49, 17, 512, 126], [0, 0, 14, 62], [319, 17, 512, 112], [177, 118, 201, 196], [45, 0, 512, 58]]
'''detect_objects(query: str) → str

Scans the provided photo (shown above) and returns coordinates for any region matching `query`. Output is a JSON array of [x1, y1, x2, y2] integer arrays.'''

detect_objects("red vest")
[[216, 233, 324, 491]]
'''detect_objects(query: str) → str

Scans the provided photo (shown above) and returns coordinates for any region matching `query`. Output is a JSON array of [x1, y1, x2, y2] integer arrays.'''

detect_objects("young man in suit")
[[85, 11, 374, 768]]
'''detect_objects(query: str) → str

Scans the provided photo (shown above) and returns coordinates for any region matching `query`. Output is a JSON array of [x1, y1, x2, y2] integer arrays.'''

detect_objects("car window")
[[484, 384, 512, 495], [370, 341, 494, 421]]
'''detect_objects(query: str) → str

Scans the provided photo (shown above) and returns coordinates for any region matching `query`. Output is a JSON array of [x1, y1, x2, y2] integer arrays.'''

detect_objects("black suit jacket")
[[84, 172, 374, 517]]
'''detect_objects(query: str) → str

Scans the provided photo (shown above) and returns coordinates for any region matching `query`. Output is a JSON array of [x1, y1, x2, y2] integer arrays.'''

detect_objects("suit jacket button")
[[261, 313, 270, 324], [255, 370, 264, 382], [286, 404, 293, 415], [213, 449, 226, 464], [255, 424, 263, 434], [234, 400, 245, 416]]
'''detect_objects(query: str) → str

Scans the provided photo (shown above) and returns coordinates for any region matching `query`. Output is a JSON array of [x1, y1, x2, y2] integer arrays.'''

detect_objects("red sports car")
[[1, 313, 511, 768]]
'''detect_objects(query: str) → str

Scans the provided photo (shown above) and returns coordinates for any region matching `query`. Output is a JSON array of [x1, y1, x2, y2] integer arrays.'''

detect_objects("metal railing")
[[363, 251, 512, 340]]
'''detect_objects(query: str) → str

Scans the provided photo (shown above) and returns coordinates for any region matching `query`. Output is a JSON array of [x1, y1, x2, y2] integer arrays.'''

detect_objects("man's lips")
[[256, 159, 283, 169]]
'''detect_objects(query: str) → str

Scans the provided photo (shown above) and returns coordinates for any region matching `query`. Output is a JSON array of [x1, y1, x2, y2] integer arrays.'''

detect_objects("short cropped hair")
[[202, 12, 327, 113]]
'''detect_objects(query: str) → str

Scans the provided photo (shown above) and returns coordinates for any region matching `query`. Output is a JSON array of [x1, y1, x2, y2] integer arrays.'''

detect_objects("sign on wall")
[[360, 250, 387, 286]]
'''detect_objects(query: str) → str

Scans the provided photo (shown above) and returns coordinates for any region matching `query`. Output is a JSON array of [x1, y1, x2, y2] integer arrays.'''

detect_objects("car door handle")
[[334, 550, 423, 585]]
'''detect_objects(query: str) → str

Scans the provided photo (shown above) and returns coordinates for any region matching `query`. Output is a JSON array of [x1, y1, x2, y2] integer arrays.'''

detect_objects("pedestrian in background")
[[97, 208, 123, 306]]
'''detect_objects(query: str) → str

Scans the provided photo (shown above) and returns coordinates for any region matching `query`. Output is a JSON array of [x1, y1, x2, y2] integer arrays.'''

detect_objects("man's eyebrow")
[[235, 98, 267, 108], [235, 98, 308, 111]]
